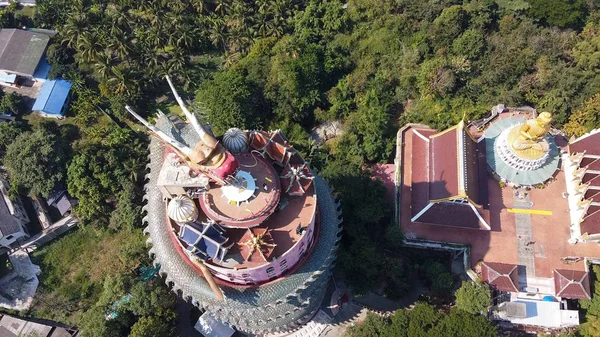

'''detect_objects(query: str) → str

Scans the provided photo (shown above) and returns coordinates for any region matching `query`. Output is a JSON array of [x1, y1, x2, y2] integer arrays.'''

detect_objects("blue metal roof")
[[32, 79, 72, 116]]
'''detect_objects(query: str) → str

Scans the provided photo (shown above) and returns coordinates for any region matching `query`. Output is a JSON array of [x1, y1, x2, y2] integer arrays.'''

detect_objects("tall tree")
[[4, 125, 69, 197]]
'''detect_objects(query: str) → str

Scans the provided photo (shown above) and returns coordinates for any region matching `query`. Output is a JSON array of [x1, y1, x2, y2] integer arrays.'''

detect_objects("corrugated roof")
[[32, 80, 72, 115], [0, 29, 49, 76]]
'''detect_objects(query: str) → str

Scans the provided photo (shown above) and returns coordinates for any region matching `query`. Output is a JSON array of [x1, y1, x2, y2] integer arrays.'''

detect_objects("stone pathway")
[[19, 215, 78, 252], [515, 194, 536, 280]]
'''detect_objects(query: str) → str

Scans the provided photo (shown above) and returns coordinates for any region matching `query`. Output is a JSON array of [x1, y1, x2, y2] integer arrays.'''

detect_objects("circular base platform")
[[199, 153, 281, 228], [495, 126, 550, 171], [483, 116, 560, 186], [221, 170, 256, 203]]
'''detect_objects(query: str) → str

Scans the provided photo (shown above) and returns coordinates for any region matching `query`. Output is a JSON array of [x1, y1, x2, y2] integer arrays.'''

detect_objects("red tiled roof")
[[568, 131, 600, 235], [553, 269, 591, 299], [481, 262, 519, 292], [581, 157, 600, 171], [430, 129, 459, 200], [569, 131, 600, 155], [581, 205, 600, 236], [409, 124, 489, 229], [411, 130, 432, 215], [416, 202, 484, 229]]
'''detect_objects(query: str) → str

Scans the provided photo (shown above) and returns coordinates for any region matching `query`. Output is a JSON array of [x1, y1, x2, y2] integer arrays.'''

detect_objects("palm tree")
[[207, 16, 227, 52], [61, 13, 88, 48], [93, 52, 116, 80], [107, 65, 139, 96], [77, 32, 104, 64]]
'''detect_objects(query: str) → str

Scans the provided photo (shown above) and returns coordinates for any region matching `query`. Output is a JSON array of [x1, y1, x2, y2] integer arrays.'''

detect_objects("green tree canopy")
[[195, 67, 270, 135], [564, 93, 600, 137], [0, 121, 25, 153], [455, 280, 492, 314], [67, 127, 145, 223], [527, 0, 588, 30], [346, 303, 497, 337], [128, 316, 173, 337], [4, 124, 69, 197]]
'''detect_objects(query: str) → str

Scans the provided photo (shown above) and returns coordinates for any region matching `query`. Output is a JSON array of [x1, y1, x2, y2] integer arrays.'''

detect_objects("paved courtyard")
[[398, 126, 600, 282]]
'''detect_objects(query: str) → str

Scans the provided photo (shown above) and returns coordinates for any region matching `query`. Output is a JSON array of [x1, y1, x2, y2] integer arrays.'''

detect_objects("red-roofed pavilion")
[[481, 262, 520, 292], [553, 269, 591, 300]]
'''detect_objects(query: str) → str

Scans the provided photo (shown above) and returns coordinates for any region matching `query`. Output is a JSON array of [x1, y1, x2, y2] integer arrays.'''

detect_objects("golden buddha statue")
[[506, 112, 552, 160]]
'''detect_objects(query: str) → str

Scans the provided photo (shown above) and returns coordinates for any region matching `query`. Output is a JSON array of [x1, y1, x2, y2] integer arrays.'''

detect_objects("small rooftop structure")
[[0, 29, 49, 77], [0, 179, 29, 248], [46, 190, 75, 217], [194, 312, 235, 337], [493, 295, 579, 328], [32, 80, 72, 118], [553, 269, 591, 300], [178, 221, 233, 262], [481, 262, 519, 292]]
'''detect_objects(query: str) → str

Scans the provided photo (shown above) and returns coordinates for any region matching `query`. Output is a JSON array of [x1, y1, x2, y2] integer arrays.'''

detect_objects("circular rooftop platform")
[[484, 116, 560, 186], [199, 153, 281, 228]]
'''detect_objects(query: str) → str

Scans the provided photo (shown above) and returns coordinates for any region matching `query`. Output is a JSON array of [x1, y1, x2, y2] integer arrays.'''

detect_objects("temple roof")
[[410, 122, 489, 230], [553, 269, 591, 300], [567, 129, 600, 236], [481, 262, 519, 292], [428, 122, 484, 204], [569, 129, 600, 155]]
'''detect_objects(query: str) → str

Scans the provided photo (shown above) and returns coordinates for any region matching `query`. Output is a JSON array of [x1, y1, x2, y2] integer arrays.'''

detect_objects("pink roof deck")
[[398, 125, 600, 283], [199, 153, 281, 228]]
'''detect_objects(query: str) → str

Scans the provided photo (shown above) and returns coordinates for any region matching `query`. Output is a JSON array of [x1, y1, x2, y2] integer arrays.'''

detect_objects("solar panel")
[[179, 221, 233, 262]]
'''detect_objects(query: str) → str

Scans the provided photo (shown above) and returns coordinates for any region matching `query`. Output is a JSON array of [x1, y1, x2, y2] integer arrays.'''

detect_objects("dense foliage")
[[4, 122, 70, 197], [30, 228, 148, 324], [345, 303, 497, 337], [580, 265, 600, 336], [7, 0, 600, 334], [78, 274, 177, 337], [455, 280, 492, 314], [67, 127, 146, 224]]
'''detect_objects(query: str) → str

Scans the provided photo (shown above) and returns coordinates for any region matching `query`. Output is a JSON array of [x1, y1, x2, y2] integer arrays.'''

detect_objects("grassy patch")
[[28, 228, 148, 324]]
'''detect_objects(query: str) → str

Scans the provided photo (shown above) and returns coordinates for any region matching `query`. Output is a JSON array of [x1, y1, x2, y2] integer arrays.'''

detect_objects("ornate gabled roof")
[[142, 120, 343, 334], [428, 121, 485, 205], [553, 269, 591, 300], [481, 262, 519, 292], [565, 129, 600, 236], [410, 122, 490, 230]]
